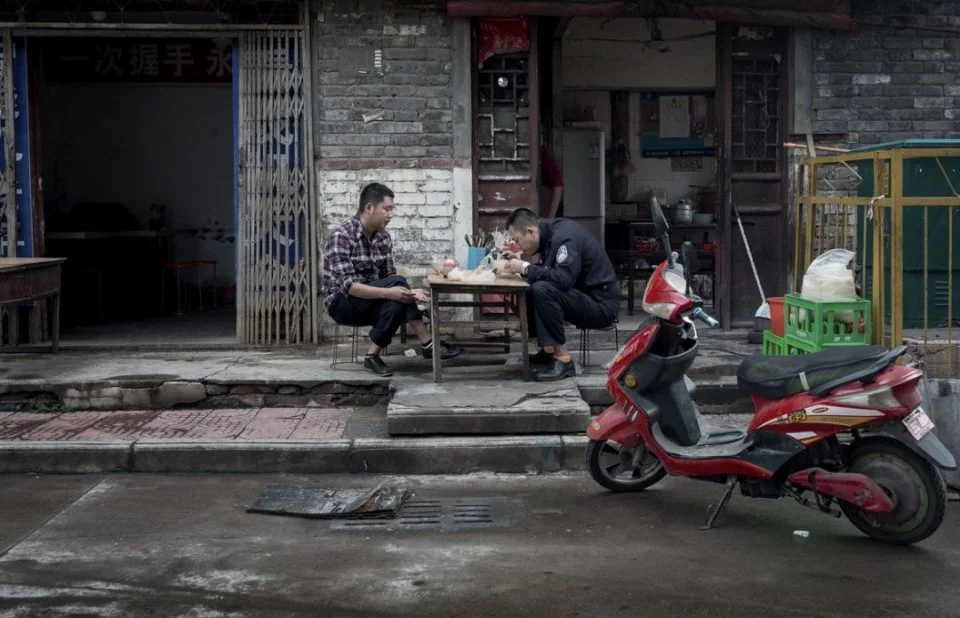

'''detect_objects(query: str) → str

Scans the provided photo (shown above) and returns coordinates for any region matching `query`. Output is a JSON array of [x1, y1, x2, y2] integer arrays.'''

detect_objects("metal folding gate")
[[237, 29, 317, 345], [0, 31, 13, 259]]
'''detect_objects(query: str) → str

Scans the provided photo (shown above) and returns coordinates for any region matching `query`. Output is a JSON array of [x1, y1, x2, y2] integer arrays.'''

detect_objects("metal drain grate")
[[330, 497, 512, 532]]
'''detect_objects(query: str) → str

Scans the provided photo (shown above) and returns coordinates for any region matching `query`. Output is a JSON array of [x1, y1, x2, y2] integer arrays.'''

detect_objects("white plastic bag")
[[446, 266, 496, 283], [800, 248, 856, 322]]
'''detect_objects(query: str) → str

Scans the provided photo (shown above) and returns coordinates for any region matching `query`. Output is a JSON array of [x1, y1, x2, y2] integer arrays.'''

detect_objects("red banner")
[[477, 17, 530, 67]]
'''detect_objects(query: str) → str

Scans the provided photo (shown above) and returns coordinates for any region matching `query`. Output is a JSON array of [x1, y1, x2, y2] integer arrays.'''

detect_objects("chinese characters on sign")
[[46, 38, 233, 83]]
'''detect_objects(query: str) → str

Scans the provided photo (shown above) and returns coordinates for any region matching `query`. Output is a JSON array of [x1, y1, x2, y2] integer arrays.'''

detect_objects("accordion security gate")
[[237, 29, 317, 345]]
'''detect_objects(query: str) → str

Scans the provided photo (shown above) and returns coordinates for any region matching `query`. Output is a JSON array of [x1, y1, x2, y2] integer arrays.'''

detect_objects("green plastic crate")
[[784, 295, 872, 347], [763, 331, 786, 356], [784, 334, 821, 355]]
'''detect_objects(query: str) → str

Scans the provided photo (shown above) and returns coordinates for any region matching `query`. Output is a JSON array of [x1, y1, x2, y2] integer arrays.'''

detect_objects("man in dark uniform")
[[503, 208, 619, 381]]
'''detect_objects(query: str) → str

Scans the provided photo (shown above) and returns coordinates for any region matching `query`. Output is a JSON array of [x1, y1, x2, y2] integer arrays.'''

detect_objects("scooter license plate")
[[903, 407, 935, 441]]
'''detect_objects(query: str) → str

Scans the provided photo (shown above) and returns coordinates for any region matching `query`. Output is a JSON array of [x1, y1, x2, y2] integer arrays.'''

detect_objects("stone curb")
[[0, 436, 588, 475]]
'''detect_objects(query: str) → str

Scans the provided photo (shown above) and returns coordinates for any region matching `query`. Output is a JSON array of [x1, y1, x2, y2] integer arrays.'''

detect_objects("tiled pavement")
[[0, 408, 352, 441]]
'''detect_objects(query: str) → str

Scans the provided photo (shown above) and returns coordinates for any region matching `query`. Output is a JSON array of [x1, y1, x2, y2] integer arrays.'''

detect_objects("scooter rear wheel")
[[586, 439, 666, 493], [840, 439, 947, 546]]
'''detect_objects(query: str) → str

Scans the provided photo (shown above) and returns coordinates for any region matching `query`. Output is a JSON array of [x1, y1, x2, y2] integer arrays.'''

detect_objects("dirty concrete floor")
[[0, 326, 758, 390], [0, 473, 957, 617]]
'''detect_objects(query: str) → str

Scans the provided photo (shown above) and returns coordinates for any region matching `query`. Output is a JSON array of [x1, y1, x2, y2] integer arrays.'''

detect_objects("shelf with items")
[[605, 221, 718, 315]]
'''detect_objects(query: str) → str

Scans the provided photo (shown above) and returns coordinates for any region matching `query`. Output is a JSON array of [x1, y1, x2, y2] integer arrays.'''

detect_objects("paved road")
[[1, 473, 958, 617]]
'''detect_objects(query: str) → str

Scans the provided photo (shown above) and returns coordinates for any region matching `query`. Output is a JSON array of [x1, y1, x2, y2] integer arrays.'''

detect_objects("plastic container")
[[784, 294, 872, 347], [763, 330, 786, 356], [767, 297, 785, 337], [784, 334, 820, 355], [466, 247, 487, 270]]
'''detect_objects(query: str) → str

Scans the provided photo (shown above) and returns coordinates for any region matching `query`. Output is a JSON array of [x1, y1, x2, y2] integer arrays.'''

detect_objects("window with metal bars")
[[477, 54, 531, 176], [731, 56, 781, 175]]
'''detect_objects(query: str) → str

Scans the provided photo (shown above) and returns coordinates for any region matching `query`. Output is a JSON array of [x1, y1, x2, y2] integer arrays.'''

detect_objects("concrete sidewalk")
[[0, 404, 753, 474], [0, 327, 756, 411], [0, 328, 759, 475]]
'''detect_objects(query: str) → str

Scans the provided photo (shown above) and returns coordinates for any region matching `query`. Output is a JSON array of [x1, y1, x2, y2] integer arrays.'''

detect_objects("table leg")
[[430, 290, 441, 383], [517, 292, 531, 381], [51, 293, 61, 354], [502, 296, 510, 354]]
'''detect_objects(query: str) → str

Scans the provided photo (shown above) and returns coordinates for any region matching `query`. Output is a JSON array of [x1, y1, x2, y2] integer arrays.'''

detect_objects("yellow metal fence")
[[796, 147, 959, 377]]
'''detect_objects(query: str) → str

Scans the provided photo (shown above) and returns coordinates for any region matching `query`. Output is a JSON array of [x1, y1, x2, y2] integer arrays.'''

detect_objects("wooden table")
[[0, 258, 67, 352], [426, 274, 531, 383]]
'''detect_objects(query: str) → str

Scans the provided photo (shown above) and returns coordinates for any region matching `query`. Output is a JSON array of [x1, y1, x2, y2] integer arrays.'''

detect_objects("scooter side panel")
[[747, 365, 924, 447], [605, 321, 660, 395], [587, 404, 641, 445]]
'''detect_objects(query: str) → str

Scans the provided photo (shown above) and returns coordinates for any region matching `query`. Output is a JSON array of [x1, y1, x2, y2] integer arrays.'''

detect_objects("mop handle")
[[734, 203, 766, 303]]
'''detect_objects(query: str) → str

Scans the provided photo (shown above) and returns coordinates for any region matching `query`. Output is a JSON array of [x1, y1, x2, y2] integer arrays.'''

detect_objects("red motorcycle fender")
[[587, 404, 641, 445], [787, 467, 895, 513]]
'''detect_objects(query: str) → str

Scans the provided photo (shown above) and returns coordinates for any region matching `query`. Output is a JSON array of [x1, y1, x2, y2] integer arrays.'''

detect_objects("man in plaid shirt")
[[323, 182, 463, 376]]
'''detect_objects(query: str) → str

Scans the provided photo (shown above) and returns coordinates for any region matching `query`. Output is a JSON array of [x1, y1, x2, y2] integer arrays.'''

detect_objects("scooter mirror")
[[681, 241, 700, 275], [651, 197, 669, 238]]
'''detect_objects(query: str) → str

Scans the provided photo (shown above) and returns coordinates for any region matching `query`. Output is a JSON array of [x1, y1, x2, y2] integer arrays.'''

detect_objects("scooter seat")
[[737, 345, 894, 399]]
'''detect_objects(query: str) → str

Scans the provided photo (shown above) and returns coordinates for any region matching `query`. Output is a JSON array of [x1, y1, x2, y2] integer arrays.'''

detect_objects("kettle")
[[673, 199, 695, 225]]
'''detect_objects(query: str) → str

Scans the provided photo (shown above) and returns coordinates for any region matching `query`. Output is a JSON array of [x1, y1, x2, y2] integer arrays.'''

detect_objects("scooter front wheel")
[[586, 439, 666, 493], [840, 439, 947, 546]]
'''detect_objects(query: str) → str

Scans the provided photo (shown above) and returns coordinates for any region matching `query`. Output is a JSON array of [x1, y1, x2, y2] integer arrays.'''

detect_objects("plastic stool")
[[330, 323, 361, 368], [162, 260, 218, 315], [579, 318, 620, 367]]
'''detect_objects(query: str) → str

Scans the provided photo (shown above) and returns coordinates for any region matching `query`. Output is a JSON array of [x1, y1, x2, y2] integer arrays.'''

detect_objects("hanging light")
[[497, 76, 510, 88]]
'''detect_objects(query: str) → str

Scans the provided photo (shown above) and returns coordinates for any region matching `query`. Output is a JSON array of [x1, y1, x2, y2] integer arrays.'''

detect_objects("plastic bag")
[[800, 248, 856, 322], [446, 266, 496, 283]]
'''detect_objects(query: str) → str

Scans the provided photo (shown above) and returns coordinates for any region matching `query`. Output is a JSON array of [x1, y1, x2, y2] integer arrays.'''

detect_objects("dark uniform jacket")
[[525, 218, 619, 302]]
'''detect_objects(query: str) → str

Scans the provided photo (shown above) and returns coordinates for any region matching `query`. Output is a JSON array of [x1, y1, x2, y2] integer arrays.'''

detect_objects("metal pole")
[[300, 0, 319, 345]]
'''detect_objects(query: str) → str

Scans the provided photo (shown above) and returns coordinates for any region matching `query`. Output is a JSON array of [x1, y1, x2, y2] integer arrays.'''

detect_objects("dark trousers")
[[526, 281, 618, 348], [328, 275, 422, 348]]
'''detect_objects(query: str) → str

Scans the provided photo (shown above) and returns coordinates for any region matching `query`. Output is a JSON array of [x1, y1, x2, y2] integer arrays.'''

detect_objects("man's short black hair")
[[358, 183, 395, 215], [505, 207, 538, 231]]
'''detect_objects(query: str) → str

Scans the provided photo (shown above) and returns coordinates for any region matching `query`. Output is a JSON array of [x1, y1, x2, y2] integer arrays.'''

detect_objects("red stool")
[[162, 260, 218, 315]]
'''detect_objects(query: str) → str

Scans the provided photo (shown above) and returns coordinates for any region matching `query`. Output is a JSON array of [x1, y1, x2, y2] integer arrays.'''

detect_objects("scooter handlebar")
[[691, 307, 720, 329]]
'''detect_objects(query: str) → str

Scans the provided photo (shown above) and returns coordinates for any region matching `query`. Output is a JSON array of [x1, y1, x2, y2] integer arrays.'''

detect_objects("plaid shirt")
[[321, 216, 396, 311]]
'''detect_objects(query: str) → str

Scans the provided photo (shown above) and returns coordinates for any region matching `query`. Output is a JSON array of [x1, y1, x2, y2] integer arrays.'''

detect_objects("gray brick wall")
[[311, 0, 454, 159], [310, 0, 463, 330], [812, 0, 960, 144]]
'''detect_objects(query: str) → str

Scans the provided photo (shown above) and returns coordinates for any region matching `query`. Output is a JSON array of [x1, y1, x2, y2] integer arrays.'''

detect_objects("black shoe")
[[529, 349, 554, 366], [363, 355, 393, 377], [422, 341, 465, 361], [535, 358, 576, 382]]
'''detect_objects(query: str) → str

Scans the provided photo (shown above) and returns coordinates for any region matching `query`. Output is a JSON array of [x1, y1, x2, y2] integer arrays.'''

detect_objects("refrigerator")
[[560, 128, 605, 248]]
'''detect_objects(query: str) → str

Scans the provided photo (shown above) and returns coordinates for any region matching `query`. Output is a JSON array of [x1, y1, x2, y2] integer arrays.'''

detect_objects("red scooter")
[[586, 201, 956, 545]]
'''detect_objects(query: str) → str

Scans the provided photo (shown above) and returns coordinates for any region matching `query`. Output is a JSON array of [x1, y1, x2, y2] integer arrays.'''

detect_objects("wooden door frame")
[[718, 23, 733, 329], [717, 23, 791, 329], [470, 16, 540, 234]]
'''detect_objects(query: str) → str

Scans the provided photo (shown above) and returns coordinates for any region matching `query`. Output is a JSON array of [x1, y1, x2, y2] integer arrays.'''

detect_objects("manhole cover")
[[330, 497, 512, 532]]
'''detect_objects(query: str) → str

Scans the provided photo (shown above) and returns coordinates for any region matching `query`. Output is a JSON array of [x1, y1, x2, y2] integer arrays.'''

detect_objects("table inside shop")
[[0, 258, 67, 352], [426, 274, 531, 383]]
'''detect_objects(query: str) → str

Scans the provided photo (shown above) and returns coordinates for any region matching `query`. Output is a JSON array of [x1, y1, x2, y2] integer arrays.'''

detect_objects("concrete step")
[[387, 378, 591, 436], [0, 435, 589, 475]]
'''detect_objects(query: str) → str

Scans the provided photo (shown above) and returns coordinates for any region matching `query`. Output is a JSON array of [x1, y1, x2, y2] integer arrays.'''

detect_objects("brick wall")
[[311, 0, 457, 266], [311, 1, 465, 337], [812, 0, 960, 145], [319, 168, 455, 269]]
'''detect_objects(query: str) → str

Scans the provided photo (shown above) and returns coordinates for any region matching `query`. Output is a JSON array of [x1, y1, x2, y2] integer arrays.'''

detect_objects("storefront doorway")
[[36, 36, 237, 346]]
